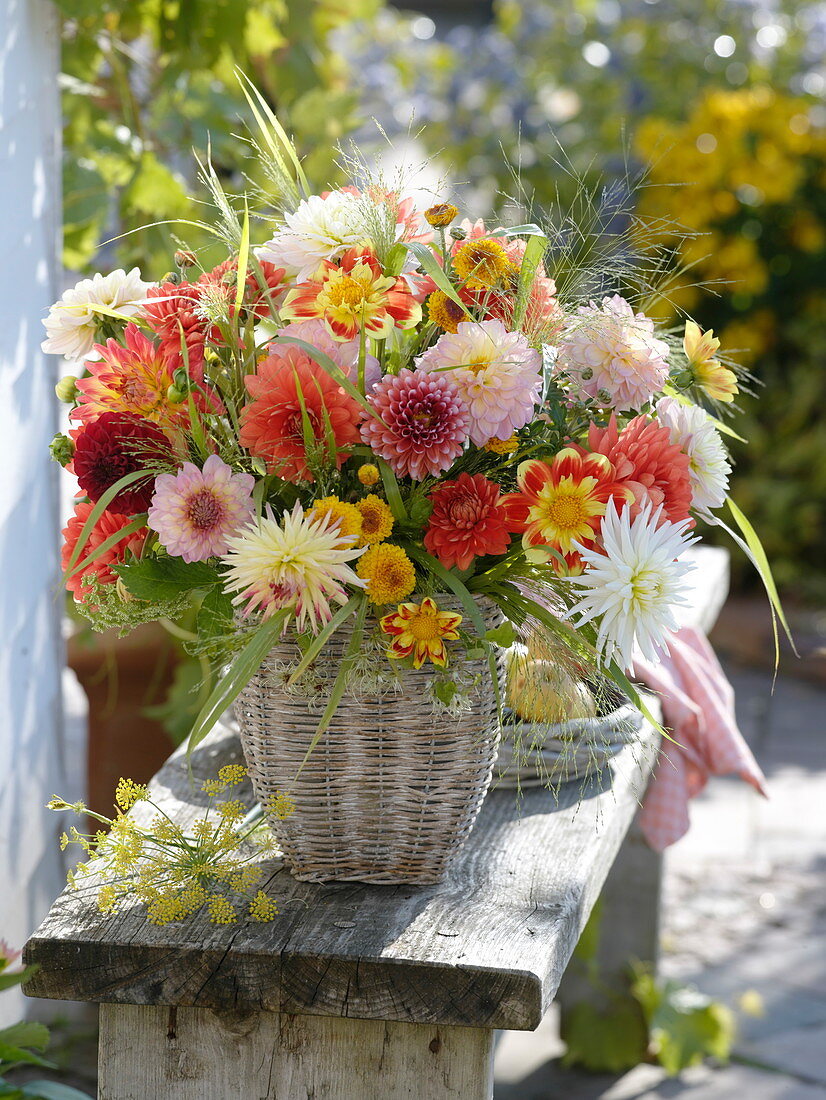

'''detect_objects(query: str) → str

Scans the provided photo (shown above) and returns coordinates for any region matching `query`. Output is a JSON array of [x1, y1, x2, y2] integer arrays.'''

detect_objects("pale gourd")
[[505, 649, 597, 725]]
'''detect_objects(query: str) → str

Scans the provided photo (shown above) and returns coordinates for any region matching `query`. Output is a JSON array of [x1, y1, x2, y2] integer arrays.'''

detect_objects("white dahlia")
[[41, 268, 153, 360], [556, 294, 670, 412], [415, 319, 542, 446], [655, 397, 731, 512], [257, 192, 371, 281], [221, 502, 366, 634], [567, 498, 697, 670]]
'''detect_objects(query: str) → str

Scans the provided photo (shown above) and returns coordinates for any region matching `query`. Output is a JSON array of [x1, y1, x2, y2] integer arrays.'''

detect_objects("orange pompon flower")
[[380, 598, 463, 669], [501, 449, 632, 569], [72, 324, 221, 431], [239, 345, 363, 482], [281, 246, 422, 342]]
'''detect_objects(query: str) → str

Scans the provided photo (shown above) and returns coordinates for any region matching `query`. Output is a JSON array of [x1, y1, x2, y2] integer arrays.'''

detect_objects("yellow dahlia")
[[380, 598, 463, 668], [308, 496, 363, 547], [356, 495, 394, 545], [357, 543, 415, 605], [453, 237, 510, 289], [684, 320, 739, 403]]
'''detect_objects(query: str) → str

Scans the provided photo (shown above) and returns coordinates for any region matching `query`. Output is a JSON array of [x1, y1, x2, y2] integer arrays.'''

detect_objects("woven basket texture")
[[235, 597, 504, 884]]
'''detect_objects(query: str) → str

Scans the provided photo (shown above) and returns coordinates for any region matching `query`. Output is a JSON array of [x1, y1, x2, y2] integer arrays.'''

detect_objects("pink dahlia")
[[580, 415, 693, 527], [148, 455, 255, 562], [556, 294, 670, 412], [416, 319, 541, 446], [361, 368, 469, 481]]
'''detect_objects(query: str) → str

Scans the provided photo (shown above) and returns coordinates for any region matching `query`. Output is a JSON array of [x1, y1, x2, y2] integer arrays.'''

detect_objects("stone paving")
[[494, 662, 826, 1098]]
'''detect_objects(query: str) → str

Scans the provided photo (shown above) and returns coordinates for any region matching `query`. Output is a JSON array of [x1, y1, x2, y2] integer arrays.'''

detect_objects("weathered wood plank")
[[98, 1004, 495, 1100]]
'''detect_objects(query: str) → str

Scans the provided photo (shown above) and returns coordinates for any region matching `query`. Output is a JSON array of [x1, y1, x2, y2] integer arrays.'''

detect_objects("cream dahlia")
[[416, 319, 541, 446], [567, 499, 697, 670], [41, 268, 153, 360], [655, 397, 731, 512], [556, 294, 670, 412], [222, 502, 366, 633], [148, 455, 255, 562]]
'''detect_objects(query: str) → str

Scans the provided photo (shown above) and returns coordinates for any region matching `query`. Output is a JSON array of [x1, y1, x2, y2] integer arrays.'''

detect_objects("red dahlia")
[[424, 472, 511, 570], [73, 412, 172, 514], [142, 281, 209, 380], [62, 502, 147, 602]]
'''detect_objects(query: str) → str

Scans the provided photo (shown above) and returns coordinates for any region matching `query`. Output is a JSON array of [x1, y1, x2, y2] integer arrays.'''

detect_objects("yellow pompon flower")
[[684, 319, 739, 403], [358, 463, 380, 487], [484, 434, 519, 455], [380, 598, 463, 669], [357, 544, 416, 605], [356, 495, 394, 545], [453, 237, 509, 289], [308, 496, 363, 547], [208, 896, 236, 925], [265, 790, 296, 820], [115, 778, 148, 812], [427, 290, 469, 333], [217, 764, 247, 786], [425, 202, 459, 228], [248, 890, 280, 922]]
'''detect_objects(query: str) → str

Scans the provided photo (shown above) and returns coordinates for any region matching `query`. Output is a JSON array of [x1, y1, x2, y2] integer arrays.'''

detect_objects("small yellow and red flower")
[[683, 319, 739, 403], [501, 449, 632, 568], [281, 246, 421, 342], [425, 202, 459, 228], [357, 463, 380, 486], [380, 598, 463, 668]]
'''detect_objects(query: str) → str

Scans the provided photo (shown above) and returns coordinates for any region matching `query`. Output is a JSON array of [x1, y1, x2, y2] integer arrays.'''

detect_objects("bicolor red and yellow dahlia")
[[501, 449, 632, 569], [281, 246, 421, 342], [380, 598, 463, 669]]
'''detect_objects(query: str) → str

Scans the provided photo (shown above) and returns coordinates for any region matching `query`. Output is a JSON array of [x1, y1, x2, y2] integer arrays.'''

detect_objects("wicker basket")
[[235, 597, 504, 884]]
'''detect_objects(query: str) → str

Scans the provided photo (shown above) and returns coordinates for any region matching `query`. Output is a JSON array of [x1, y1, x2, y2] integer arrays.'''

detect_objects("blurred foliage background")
[[58, 0, 825, 602]]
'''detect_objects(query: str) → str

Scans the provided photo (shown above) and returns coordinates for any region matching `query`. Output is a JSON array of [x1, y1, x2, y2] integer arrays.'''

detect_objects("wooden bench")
[[24, 547, 729, 1099]]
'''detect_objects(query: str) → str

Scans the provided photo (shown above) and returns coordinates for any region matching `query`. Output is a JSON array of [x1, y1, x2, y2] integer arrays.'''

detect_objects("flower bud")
[[449, 226, 467, 241], [49, 432, 75, 466], [580, 367, 594, 381], [597, 389, 613, 405], [166, 384, 186, 404], [161, 271, 181, 286], [357, 463, 380, 487], [55, 375, 79, 403], [174, 249, 197, 269], [425, 203, 459, 228]]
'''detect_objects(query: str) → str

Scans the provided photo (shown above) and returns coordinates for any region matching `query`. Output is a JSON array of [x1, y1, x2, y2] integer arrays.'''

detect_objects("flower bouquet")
[[45, 88, 783, 883]]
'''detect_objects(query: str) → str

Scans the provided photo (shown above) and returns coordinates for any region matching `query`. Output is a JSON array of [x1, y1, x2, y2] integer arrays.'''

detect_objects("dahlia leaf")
[[403, 242, 472, 316], [61, 469, 153, 580], [113, 557, 221, 601], [270, 335, 382, 423], [187, 607, 292, 755], [286, 597, 361, 685], [512, 232, 548, 329], [64, 515, 147, 582]]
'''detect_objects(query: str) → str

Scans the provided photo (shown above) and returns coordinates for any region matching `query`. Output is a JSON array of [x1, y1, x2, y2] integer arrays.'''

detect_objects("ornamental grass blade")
[[403, 242, 472, 315], [187, 608, 291, 756], [236, 199, 250, 312], [512, 232, 548, 329], [235, 69, 309, 196], [286, 597, 361, 684], [61, 469, 153, 580], [378, 458, 407, 520]]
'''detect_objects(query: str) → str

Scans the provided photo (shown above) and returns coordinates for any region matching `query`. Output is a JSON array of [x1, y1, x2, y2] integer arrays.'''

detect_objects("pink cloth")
[[632, 626, 768, 851]]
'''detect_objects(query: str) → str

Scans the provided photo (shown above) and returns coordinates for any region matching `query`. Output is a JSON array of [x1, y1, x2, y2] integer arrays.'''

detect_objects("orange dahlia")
[[501, 449, 632, 569], [281, 246, 421, 342], [579, 415, 693, 527], [239, 346, 363, 482], [62, 502, 147, 602], [380, 597, 463, 668], [424, 473, 511, 571]]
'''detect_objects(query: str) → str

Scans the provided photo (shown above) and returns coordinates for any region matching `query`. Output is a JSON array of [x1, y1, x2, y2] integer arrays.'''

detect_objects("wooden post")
[[98, 1004, 495, 1100], [0, 0, 65, 1025]]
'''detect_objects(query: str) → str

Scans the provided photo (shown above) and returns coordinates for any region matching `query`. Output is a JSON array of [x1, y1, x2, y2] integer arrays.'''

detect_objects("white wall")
[[0, 0, 67, 1024]]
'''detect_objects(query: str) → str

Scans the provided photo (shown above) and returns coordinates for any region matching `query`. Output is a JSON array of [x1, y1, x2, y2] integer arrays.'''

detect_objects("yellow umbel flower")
[[217, 800, 245, 824], [454, 237, 509, 288], [217, 764, 247, 786], [208, 896, 236, 925], [357, 544, 416, 605], [427, 290, 469, 333], [249, 890, 280, 921], [265, 790, 296, 820], [484, 434, 519, 455], [425, 202, 459, 228], [356, 495, 394, 545], [114, 779, 148, 812], [97, 885, 117, 914], [684, 319, 739, 403], [357, 463, 380, 486], [308, 496, 363, 547]]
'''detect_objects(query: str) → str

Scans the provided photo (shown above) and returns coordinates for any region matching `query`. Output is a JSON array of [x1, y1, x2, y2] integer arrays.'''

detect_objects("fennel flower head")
[[567, 499, 698, 670], [221, 502, 366, 634]]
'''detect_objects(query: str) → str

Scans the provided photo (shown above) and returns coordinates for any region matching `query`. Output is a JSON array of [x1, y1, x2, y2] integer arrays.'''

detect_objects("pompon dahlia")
[[556, 294, 670, 412], [416, 319, 541, 446], [580, 414, 693, 527], [379, 598, 463, 669], [281, 246, 422, 342], [501, 449, 632, 570], [424, 473, 511, 571], [221, 502, 365, 633], [360, 368, 470, 481], [71, 324, 220, 430], [239, 345, 363, 482], [656, 397, 731, 512], [73, 412, 173, 515], [308, 496, 363, 547], [62, 502, 147, 601], [567, 499, 697, 670], [356, 543, 416, 605], [147, 455, 255, 562]]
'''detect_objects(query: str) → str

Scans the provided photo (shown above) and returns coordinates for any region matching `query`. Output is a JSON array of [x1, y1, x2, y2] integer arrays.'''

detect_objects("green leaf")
[[378, 459, 407, 522], [433, 680, 458, 706], [0, 965, 38, 992], [484, 621, 517, 648], [0, 1042, 52, 1069], [403, 242, 473, 314], [560, 999, 648, 1073], [286, 597, 361, 684], [187, 608, 292, 754], [113, 558, 221, 601], [19, 1081, 93, 1100], [0, 1024, 49, 1054], [196, 586, 234, 640]]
